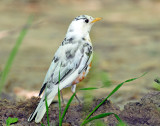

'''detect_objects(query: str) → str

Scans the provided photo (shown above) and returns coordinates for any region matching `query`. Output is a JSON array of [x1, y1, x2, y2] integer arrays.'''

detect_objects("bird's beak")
[[91, 17, 102, 23]]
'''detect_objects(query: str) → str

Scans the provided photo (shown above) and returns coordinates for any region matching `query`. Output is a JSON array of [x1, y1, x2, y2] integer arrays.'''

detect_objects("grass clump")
[[80, 72, 146, 126]]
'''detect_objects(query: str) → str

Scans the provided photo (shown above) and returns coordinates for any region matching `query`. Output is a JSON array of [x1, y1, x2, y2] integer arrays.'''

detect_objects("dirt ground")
[[0, 91, 160, 126], [0, 0, 160, 125]]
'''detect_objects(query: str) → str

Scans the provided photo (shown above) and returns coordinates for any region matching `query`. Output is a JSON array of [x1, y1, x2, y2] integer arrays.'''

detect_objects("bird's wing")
[[39, 41, 93, 96], [38, 45, 61, 96]]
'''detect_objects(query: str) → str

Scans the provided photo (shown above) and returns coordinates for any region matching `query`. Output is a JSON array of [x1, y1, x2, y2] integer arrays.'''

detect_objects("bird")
[[28, 15, 102, 123]]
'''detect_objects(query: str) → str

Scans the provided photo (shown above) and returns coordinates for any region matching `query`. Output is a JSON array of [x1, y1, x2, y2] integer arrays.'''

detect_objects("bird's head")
[[66, 15, 102, 37]]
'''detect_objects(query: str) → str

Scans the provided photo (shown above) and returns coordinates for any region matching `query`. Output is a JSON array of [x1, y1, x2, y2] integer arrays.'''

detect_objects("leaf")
[[6, 117, 18, 126], [45, 96, 50, 126], [0, 16, 33, 93], [82, 113, 113, 125], [79, 87, 98, 90], [81, 73, 146, 125]]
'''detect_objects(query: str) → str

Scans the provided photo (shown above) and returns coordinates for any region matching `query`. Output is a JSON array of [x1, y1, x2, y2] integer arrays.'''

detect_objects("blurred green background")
[[0, 0, 160, 107]]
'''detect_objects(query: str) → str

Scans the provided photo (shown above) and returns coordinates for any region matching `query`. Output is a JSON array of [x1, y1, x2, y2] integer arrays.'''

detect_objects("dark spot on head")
[[74, 15, 88, 21], [82, 38, 85, 41]]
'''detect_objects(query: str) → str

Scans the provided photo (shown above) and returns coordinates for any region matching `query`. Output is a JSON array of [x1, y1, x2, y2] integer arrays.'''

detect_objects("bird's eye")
[[85, 19, 89, 23]]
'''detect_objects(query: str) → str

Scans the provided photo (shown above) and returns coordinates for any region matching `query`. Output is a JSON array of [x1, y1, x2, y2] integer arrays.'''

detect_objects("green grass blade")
[[117, 121, 127, 126], [114, 114, 127, 125], [82, 73, 146, 124], [58, 70, 61, 126], [6, 117, 18, 126], [41, 123, 45, 126], [79, 87, 98, 90], [81, 113, 125, 126], [0, 16, 33, 93], [45, 96, 50, 126], [60, 93, 76, 125], [81, 113, 113, 125], [107, 72, 146, 99]]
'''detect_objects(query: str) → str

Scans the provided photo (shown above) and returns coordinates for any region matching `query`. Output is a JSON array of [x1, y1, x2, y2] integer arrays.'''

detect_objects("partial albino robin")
[[28, 15, 102, 123]]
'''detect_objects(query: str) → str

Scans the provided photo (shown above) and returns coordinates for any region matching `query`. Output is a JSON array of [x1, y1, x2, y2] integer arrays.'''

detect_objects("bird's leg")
[[60, 90, 65, 105], [74, 93, 81, 105], [71, 85, 81, 105]]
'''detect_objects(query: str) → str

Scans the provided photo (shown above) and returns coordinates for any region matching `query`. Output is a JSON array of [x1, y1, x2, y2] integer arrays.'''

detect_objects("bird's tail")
[[28, 86, 58, 123]]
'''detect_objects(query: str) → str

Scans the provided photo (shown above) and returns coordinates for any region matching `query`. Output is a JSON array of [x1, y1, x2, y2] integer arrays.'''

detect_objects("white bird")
[[28, 15, 102, 123]]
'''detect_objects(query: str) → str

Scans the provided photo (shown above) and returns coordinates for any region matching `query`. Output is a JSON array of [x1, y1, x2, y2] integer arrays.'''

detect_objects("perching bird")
[[28, 15, 102, 123]]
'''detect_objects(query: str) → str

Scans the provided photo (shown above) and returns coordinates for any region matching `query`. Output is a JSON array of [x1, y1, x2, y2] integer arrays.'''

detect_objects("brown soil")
[[0, 91, 160, 126]]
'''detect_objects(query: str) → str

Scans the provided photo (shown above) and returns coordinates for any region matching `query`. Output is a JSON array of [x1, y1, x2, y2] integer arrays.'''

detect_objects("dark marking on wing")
[[66, 50, 75, 59], [52, 56, 59, 63], [39, 82, 47, 96], [85, 64, 88, 71], [69, 29, 74, 32], [62, 41, 64, 46], [78, 58, 89, 74], [62, 38, 66, 46], [86, 48, 92, 57], [63, 37, 75, 45], [83, 43, 92, 56], [76, 55, 84, 69], [50, 72, 54, 83], [78, 43, 92, 74], [28, 111, 37, 122], [68, 37, 73, 41], [55, 69, 72, 85], [66, 37, 74, 44], [81, 48, 84, 53]]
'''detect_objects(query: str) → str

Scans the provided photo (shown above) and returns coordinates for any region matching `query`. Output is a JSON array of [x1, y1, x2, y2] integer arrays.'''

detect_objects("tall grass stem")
[[0, 16, 33, 93]]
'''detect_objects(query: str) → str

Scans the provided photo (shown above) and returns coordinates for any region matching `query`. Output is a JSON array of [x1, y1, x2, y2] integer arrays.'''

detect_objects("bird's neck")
[[66, 28, 91, 41]]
